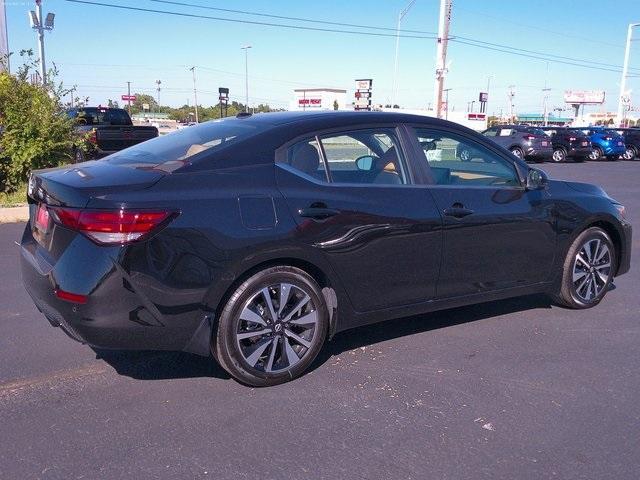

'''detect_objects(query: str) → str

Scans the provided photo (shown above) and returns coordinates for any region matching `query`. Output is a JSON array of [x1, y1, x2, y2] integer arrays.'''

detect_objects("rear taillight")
[[524, 135, 536, 141], [604, 136, 612, 141], [568, 137, 577, 141], [50, 207, 177, 245]]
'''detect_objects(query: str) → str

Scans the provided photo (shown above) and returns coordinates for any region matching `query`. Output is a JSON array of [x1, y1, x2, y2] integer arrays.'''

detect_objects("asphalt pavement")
[[0, 161, 638, 480]]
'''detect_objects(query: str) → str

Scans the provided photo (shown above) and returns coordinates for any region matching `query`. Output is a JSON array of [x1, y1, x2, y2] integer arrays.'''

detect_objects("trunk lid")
[[29, 160, 166, 208]]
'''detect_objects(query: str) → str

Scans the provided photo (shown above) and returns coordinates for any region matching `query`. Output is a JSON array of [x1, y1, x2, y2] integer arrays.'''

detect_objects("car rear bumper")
[[567, 145, 592, 157], [525, 145, 553, 160], [20, 225, 208, 354], [602, 144, 626, 156]]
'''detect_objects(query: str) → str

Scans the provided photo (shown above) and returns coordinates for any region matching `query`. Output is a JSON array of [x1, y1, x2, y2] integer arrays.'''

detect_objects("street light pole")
[[155, 79, 161, 115], [241, 45, 252, 112], [618, 23, 639, 127], [391, 0, 416, 108], [29, 1, 55, 83], [190, 66, 199, 123], [0, 0, 9, 72]]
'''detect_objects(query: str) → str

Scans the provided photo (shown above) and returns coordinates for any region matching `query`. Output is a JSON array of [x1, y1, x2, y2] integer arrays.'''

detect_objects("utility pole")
[[507, 85, 515, 122], [29, 0, 55, 83], [0, 0, 9, 72], [618, 23, 639, 127], [190, 66, 199, 123], [391, 0, 416, 108], [155, 79, 161, 116], [434, 0, 452, 119], [241, 45, 252, 112], [542, 87, 551, 126], [443, 88, 452, 120], [126, 81, 131, 114]]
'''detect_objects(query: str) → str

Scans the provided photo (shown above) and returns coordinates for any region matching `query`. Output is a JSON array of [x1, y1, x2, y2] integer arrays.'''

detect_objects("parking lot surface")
[[1, 161, 638, 480]]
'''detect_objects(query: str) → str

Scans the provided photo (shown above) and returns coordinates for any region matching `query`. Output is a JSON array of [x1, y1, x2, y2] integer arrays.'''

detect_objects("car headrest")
[[290, 143, 320, 175]]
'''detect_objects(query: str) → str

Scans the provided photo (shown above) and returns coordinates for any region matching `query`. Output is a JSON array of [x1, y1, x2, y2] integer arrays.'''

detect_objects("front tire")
[[551, 227, 616, 309], [588, 147, 603, 161], [510, 147, 524, 159], [213, 266, 329, 387], [623, 146, 636, 160]]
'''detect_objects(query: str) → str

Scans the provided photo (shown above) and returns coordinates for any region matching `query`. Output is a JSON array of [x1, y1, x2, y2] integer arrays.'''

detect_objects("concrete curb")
[[0, 205, 29, 224]]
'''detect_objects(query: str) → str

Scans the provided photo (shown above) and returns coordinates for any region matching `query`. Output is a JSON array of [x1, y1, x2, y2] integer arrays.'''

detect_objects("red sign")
[[298, 98, 321, 105], [121, 95, 137, 101]]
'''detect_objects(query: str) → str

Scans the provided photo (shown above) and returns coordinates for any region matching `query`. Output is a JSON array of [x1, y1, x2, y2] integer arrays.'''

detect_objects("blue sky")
[[4, 0, 640, 115]]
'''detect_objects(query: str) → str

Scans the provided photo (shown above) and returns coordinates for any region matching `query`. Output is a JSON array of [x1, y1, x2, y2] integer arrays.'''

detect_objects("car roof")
[[229, 110, 455, 128]]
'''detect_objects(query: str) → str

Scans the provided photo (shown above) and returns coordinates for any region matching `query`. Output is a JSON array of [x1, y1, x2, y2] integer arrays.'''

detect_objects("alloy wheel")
[[552, 149, 565, 162], [572, 238, 611, 302], [510, 148, 523, 158], [235, 283, 318, 373], [623, 147, 635, 160]]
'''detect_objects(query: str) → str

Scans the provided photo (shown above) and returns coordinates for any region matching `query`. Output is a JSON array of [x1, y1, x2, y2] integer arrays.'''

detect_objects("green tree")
[[0, 50, 75, 192], [107, 99, 120, 108], [333, 100, 339, 110]]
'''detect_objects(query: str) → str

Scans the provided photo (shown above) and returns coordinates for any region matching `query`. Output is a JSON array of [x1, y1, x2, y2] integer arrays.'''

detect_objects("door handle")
[[443, 205, 474, 218], [299, 207, 340, 220]]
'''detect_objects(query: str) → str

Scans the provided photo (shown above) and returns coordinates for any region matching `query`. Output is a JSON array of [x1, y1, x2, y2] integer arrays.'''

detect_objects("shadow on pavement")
[[94, 294, 552, 383], [93, 349, 231, 381], [310, 293, 553, 373]]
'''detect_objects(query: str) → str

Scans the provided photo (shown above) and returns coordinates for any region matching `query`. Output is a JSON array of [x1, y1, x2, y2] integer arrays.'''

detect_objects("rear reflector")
[[50, 207, 176, 245], [55, 289, 88, 304]]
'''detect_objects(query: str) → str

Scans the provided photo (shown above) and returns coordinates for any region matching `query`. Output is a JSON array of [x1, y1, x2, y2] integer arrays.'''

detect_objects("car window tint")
[[285, 139, 328, 182], [319, 129, 408, 185], [412, 128, 520, 187], [483, 129, 497, 137]]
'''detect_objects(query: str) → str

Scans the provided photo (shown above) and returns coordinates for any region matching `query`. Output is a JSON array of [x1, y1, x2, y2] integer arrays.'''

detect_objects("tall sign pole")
[[617, 23, 639, 127], [434, 0, 452, 119], [0, 0, 9, 72]]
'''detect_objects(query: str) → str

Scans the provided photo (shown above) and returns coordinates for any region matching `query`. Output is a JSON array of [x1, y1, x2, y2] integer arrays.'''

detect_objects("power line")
[[451, 38, 637, 74], [455, 6, 624, 49], [455, 36, 640, 73], [151, 0, 435, 35], [65, 0, 436, 39]]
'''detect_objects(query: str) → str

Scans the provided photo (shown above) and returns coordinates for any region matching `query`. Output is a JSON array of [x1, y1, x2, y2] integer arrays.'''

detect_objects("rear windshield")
[[68, 108, 132, 126], [103, 119, 264, 171]]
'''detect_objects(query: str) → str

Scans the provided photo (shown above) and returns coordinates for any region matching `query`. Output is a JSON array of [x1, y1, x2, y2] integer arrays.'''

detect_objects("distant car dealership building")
[[290, 88, 347, 111]]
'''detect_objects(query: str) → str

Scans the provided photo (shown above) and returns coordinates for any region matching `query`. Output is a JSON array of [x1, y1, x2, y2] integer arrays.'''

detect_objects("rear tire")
[[213, 266, 329, 387], [551, 227, 616, 309], [551, 148, 566, 163], [623, 146, 636, 160]]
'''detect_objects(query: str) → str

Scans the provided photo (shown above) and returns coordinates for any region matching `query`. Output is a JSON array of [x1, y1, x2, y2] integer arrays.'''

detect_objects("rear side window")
[[284, 129, 408, 185], [104, 119, 263, 170]]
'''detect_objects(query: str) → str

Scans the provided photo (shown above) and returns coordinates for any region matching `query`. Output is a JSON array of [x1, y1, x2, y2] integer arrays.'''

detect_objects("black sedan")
[[20, 111, 632, 387]]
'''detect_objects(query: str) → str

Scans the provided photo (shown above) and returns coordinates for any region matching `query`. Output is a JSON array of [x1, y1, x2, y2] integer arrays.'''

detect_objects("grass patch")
[[0, 183, 28, 207]]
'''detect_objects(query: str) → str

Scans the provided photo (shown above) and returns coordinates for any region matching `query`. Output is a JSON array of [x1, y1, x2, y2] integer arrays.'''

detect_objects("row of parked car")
[[479, 124, 640, 163]]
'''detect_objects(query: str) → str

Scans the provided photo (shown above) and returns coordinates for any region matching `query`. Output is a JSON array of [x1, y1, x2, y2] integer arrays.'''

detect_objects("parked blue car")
[[569, 127, 626, 161]]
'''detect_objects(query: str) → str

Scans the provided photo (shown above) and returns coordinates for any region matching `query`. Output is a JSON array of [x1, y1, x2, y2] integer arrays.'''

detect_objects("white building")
[[290, 88, 347, 111]]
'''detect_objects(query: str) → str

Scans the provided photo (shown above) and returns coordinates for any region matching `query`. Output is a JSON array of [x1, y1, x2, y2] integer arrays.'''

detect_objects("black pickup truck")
[[68, 107, 158, 162]]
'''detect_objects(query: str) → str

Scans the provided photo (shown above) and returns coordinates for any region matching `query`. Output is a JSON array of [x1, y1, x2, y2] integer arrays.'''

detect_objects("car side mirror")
[[355, 155, 375, 171], [526, 168, 548, 190]]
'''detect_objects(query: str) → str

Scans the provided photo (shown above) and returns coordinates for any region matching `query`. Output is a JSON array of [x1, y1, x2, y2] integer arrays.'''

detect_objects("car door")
[[275, 126, 443, 313], [407, 125, 556, 299]]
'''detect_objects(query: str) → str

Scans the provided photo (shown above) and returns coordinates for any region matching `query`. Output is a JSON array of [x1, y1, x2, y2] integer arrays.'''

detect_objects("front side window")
[[412, 128, 520, 187], [285, 129, 408, 185]]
